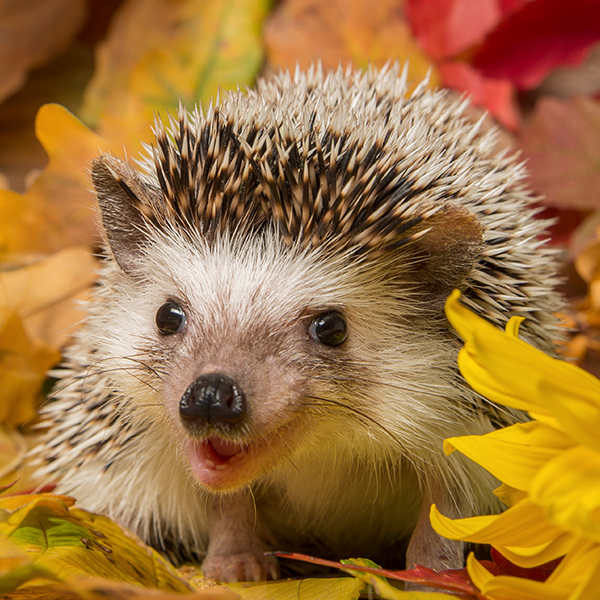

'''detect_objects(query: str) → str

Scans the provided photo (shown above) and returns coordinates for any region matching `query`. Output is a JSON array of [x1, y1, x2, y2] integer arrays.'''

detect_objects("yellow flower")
[[430, 290, 600, 600]]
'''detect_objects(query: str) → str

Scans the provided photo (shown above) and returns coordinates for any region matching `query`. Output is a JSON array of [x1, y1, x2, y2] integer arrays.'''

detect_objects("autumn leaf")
[[0, 310, 59, 426], [271, 552, 476, 597], [519, 95, 600, 209], [405, 0, 600, 130], [0, 427, 30, 493], [0, 246, 99, 345], [81, 0, 271, 154], [0, 0, 87, 103], [438, 61, 519, 130], [228, 576, 365, 600], [472, 0, 600, 90], [0, 104, 115, 261], [405, 0, 507, 61], [0, 555, 57, 595], [263, 0, 439, 88], [0, 494, 194, 593]]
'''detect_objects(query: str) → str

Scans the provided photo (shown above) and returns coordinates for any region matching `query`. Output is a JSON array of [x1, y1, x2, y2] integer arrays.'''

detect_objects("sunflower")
[[430, 290, 600, 600]]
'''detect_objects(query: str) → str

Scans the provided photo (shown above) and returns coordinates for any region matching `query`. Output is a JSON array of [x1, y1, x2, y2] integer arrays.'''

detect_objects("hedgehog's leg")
[[202, 489, 280, 582], [405, 481, 464, 574]]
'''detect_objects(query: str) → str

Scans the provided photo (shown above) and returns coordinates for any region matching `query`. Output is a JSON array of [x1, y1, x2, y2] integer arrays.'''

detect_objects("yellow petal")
[[494, 483, 528, 508], [465, 553, 495, 592], [531, 446, 600, 544], [543, 541, 600, 600], [506, 316, 525, 338], [467, 554, 571, 600], [446, 291, 600, 452], [546, 540, 600, 587], [496, 532, 578, 568], [444, 421, 573, 492], [430, 499, 564, 547]]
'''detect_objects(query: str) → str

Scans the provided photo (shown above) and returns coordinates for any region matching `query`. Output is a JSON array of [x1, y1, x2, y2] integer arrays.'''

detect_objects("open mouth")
[[184, 432, 284, 490]]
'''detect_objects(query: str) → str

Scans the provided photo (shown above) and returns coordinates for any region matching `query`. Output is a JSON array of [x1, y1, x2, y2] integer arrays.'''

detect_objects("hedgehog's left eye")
[[308, 311, 347, 346], [156, 302, 186, 335]]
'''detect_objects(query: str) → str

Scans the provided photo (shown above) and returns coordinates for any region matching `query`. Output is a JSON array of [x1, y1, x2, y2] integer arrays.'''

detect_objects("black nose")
[[180, 373, 246, 429]]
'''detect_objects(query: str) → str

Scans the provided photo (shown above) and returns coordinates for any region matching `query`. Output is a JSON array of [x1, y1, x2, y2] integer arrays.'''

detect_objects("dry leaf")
[[472, 0, 600, 90], [519, 96, 600, 209], [405, 0, 505, 61], [0, 0, 87, 103], [439, 61, 519, 129], [0, 247, 98, 347], [228, 576, 365, 600], [263, 0, 439, 86], [0, 310, 59, 426], [80, 0, 271, 154], [0, 427, 28, 489], [0, 104, 114, 262], [0, 494, 194, 593]]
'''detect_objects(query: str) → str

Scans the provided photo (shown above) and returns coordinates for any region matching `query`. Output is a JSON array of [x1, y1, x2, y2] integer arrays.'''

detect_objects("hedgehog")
[[33, 64, 563, 583]]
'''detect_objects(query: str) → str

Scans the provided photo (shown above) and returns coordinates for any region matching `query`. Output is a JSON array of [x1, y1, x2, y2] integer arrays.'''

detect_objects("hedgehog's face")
[[115, 230, 395, 492], [91, 133, 485, 491], [97, 223, 468, 493]]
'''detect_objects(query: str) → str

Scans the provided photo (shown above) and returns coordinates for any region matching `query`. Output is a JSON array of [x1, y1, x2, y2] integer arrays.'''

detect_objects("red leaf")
[[519, 96, 600, 209], [472, 0, 600, 89], [407, 0, 502, 60], [439, 60, 520, 129], [273, 551, 479, 596], [535, 206, 587, 247]]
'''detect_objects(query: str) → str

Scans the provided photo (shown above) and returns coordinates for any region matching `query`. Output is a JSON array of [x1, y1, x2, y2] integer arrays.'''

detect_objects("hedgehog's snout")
[[180, 372, 246, 432]]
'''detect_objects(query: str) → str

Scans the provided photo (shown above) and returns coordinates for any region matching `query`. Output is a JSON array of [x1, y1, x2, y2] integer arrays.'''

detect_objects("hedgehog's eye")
[[308, 311, 347, 346], [156, 302, 186, 335]]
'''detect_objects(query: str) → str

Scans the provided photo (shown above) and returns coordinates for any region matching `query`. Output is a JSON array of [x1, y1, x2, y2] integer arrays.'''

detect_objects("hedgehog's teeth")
[[208, 436, 245, 460]]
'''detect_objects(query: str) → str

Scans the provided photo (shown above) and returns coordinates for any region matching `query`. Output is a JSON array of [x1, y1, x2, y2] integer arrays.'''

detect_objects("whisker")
[[303, 395, 402, 447]]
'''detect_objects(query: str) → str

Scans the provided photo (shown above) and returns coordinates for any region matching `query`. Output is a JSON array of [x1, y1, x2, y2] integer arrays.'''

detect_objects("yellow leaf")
[[0, 426, 28, 490], [0, 555, 57, 595], [0, 494, 193, 593], [0, 309, 60, 425], [0, 246, 98, 344], [575, 238, 600, 284], [81, 0, 271, 153], [228, 576, 364, 600]]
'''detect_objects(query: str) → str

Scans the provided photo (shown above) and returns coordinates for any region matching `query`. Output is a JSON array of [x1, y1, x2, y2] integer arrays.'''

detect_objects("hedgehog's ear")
[[407, 204, 483, 309], [91, 155, 159, 275]]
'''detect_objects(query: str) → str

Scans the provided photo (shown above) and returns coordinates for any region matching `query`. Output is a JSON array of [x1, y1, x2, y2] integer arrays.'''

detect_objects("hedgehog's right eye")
[[156, 302, 186, 335], [308, 311, 348, 346]]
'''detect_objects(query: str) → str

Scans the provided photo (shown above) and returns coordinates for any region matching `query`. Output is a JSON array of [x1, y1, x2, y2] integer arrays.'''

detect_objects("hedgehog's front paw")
[[202, 551, 280, 582]]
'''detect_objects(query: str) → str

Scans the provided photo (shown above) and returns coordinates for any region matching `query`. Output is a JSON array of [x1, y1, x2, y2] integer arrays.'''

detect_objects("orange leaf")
[[0, 309, 59, 426], [0, 104, 115, 261], [264, 0, 439, 87]]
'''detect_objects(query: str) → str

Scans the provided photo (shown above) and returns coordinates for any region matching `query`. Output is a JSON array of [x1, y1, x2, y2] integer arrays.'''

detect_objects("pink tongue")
[[208, 436, 244, 459]]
